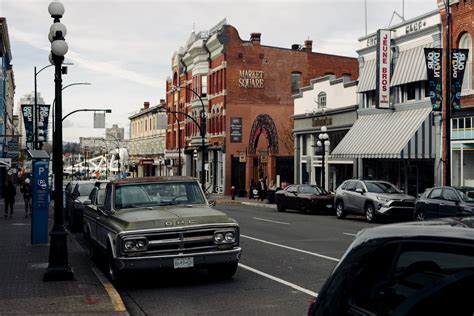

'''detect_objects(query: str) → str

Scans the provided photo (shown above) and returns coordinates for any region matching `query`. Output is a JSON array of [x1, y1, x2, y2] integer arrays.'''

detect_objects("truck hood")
[[111, 205, 236, 231]]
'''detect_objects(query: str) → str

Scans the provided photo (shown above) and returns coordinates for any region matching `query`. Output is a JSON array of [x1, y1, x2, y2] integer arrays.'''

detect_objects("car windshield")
[[300, 186, 326, 195], [365, 181, 400, 194], [114, 181, 206, 210], [78, 183, 95, 196], [456, 188, 474, 203]]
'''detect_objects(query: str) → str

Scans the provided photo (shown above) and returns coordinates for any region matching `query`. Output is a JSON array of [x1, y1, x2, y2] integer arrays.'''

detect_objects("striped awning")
[[391, 43, 434, 86], [331, 107, 434, 159], [357, 58, 376, 93]]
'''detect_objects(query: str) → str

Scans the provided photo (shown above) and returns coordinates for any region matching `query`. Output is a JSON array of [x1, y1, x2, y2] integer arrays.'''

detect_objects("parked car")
[[334, 179, 415, 222], [275, 184, 334, 213], [83, 176, 241, 282], [308, 217, 474, 315], [67, 180, 98, 232], [414, 186, 474, 220]]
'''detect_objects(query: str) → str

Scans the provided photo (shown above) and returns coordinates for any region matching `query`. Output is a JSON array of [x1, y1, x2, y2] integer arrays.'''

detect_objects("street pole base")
[[43, 225, 74, 282], [43, 266, 74, 281]]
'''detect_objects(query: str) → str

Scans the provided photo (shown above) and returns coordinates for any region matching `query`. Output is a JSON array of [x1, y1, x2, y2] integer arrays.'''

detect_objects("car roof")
[[354, 217, 474, 247]]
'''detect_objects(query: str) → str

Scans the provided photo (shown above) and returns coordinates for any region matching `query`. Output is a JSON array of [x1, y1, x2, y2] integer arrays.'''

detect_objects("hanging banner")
[[38, 104, 50, 142], [451, 49, 469, 111], [424, 48, 443, 111], [376, 29, 391, 109], [21, 104, 34, 146]]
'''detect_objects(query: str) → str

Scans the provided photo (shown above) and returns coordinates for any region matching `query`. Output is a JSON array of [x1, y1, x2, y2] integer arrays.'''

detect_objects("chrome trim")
[[118, 247, 242, 261], [117, 223, 239, 237]]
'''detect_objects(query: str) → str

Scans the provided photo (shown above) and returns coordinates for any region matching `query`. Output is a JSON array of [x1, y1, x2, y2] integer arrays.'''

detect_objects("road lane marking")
[[253, 217, 290, 225], [238, 263, 318, 297], [241, 234, 340, 262], [343, 232, 357, 237]]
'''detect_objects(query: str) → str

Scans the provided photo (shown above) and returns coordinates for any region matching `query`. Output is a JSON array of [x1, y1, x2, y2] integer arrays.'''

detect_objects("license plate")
[[326, 204, 333, 208], [173, 257, 194, 269]]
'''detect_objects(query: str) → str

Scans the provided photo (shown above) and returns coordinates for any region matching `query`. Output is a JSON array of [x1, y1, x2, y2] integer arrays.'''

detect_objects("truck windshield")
[[114, 181, 206, 209]]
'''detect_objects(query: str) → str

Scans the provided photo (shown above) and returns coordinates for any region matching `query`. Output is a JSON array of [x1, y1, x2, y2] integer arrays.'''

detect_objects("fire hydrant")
[[231, 186, 236, 200]]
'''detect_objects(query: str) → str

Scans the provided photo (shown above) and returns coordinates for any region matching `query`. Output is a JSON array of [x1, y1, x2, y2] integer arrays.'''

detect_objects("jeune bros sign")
[[239, 70, 264, 88], [376, 29, 391, 108]]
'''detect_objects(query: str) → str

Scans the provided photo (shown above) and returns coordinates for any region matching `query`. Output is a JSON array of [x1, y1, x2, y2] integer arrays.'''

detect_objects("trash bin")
[[267, 190, 276, 204]]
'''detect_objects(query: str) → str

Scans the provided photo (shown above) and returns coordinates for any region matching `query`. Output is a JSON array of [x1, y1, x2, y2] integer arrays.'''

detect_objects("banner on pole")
[[21, 104, 34, 146], [38, 104, 50, 142], [451, 49, 469, 111], [424, 48, 443, 111]]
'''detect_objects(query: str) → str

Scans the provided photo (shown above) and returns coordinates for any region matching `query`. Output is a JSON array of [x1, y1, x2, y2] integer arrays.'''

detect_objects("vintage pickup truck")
[[83, 176, 241, 281]]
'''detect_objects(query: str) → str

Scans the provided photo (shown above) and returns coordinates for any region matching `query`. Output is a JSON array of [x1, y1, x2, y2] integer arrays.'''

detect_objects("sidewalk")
[[0, 200, 128, 315], [210, 194, 277, 209]]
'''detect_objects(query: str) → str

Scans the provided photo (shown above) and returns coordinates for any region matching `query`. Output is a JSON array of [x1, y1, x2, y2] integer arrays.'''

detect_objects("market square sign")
[[239, 70, 264, 89]]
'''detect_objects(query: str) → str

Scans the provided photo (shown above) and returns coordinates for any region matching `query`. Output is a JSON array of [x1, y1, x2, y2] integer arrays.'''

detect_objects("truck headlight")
[[122, 237, 148, 252], [214, 230, 236, 244]]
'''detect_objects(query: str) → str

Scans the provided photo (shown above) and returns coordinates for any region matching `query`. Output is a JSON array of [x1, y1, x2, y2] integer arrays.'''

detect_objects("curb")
[[91, 267, 129, 314], [215, 199, 277, 209]]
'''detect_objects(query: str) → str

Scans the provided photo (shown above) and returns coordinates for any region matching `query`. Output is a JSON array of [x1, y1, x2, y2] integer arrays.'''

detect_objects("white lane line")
[[238, 263, 318, 297], [241, 234, 340, 262], [253, 217, 290, 225], [343, 232, 357, 237]]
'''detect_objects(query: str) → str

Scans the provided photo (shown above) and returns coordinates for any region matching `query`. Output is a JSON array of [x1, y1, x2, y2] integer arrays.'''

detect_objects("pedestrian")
[[4, 180, 16, 217], [20, 178, 32, 218], [249, 179, 256, 199], [258, 178, 267, 201]]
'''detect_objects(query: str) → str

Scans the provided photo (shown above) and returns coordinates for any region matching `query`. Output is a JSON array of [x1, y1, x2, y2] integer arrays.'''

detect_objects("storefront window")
[[406, 82, 417, 100], [453, 144, 474, 186]]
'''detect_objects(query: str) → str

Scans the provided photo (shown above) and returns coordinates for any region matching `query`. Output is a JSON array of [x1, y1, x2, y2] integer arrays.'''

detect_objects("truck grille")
[[120, 228, 232, 256]]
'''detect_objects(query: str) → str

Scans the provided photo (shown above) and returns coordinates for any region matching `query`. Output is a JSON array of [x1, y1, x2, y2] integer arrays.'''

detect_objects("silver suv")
[[334, 179, 415, 223]]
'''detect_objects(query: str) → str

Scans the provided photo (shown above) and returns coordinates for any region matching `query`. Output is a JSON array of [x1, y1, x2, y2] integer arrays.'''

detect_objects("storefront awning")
[[391, 42, 434, 87], [331, 107, 434, 159], [356, 58, 376, 93]]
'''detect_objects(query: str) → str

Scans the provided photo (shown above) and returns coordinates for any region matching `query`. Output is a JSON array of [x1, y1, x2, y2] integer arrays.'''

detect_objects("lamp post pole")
[[44, 0, 73, 281], [445, 0, 452, 186], [316, 126, 330, 190], [34, 65, 53, 149], [172, 85, 206, 191]]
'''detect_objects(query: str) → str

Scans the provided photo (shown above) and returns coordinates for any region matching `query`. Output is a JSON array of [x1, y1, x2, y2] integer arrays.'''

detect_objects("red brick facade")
[[166, 24, 358, 194]]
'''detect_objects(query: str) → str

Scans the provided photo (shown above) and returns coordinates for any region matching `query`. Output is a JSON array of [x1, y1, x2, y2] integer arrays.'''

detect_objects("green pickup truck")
[[83, 176, 241, 282]]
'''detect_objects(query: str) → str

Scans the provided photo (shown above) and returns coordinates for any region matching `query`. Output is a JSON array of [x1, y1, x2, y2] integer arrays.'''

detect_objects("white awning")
[[357, 59, 376, 93], [391, 43, 434, 87], [331, 107, 434, 159]]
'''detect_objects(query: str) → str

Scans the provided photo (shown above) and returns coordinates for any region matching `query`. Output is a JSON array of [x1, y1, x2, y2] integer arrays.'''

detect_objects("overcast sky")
[[2, 0, 437, 142]]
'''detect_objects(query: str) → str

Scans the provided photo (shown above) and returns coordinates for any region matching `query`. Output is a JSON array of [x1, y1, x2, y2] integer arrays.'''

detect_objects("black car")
[[414, 186, 474, 220], [274, 184, 334, 213], [308, 218, 474, 315], [67, 180, 99, 232]]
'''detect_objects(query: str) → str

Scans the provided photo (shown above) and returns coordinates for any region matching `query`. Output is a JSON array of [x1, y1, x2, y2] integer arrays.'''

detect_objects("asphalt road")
[[112, 204, 378, 316]]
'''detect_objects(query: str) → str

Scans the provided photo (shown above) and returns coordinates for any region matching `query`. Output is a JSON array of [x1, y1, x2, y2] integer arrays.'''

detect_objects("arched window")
[[317, 92, 327, 108], [459, 32, 473, 91]]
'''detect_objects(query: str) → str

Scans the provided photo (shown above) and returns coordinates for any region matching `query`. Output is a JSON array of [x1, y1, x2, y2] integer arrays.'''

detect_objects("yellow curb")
[[91, 266, 127, 313]]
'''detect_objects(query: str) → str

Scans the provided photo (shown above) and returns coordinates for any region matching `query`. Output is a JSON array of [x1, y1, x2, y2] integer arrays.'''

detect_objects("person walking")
[[4, 180, 16, 217], [258, 178, 267, 201], [20, 178, 32, 218]]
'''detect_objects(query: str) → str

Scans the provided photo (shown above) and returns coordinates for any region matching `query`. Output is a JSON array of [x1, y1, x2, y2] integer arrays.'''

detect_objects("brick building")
[[166, 20, 358, 195], [439, 0, 474, 186]]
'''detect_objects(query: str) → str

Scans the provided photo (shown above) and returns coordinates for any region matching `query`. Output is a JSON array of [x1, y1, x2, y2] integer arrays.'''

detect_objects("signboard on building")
[[239, 152, 246, 163], [424, 48, 443, 111], [376, 29, 391, 109], [312, 117, 332, 127], [451, 49, 469, 112], [239, 70, 264, 89], [230, 117, 242, 143]]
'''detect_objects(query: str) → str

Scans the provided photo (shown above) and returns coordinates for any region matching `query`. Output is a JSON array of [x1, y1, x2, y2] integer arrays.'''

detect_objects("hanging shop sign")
[[376, 29, 391, 109], [239, 152, 246, 163], [451, 49, 469, 112], [239, 70, 264, 89], [230, 117, 242, 143], [424, 48, 443, 111]]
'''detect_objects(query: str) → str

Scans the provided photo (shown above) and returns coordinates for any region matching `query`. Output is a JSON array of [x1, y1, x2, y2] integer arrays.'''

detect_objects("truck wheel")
[[208, 262, 238, 280], [106, 247, 122, 283]]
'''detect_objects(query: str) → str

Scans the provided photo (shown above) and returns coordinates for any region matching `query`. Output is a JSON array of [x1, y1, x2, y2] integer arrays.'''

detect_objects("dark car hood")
[[375, 193, 415, 200], [111, 206, 236, 231]]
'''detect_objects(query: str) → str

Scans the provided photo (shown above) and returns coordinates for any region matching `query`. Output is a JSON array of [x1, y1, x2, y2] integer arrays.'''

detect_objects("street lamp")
[[44, 0, 74, 281], [171, 85, 206, 191], [316, 126, 330, 190]]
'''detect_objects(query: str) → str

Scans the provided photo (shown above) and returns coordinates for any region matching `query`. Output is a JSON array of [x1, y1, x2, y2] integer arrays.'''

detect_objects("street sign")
[[31, 160, 49, 245]]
